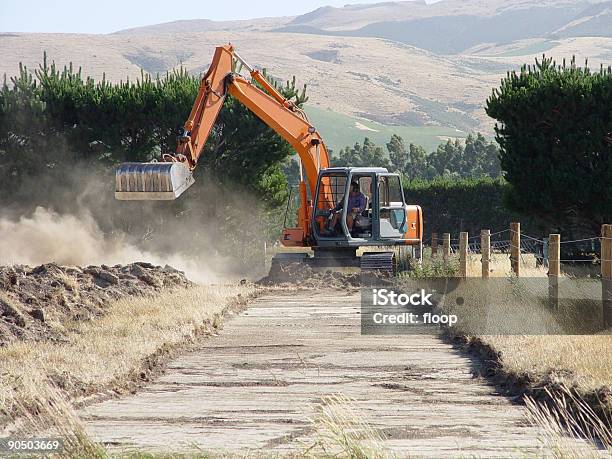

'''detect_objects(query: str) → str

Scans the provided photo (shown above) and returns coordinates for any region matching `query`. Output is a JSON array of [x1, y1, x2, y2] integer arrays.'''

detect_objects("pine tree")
[[486, 54, 612, 232]]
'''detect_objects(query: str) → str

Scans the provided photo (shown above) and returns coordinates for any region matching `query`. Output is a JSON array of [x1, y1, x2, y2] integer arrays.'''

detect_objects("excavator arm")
[[115, 44, 330, 246], [176, 45, 329, 198]]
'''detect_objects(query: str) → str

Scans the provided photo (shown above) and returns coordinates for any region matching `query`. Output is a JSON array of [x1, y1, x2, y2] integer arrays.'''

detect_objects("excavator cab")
[[277, 167, 423, 272], [312, 167, 422, 248]]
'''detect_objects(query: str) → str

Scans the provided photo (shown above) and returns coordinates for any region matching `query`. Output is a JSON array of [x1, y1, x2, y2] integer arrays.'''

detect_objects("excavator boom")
[[115, 44, 329, 244]]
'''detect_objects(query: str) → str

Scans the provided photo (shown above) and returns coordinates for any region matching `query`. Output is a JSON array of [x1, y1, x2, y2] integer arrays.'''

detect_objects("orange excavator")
[[115, 44, 423, 272]]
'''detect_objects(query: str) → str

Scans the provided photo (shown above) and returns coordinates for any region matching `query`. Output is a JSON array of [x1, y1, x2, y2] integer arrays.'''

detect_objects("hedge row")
[[404, 176, 539, 238]]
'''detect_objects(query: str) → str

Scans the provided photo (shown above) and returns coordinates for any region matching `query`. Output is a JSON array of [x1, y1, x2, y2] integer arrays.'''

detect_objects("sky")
[[0, 0, 436, 34]]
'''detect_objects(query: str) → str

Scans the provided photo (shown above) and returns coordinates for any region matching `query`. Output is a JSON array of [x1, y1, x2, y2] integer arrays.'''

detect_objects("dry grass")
[[56, 272, 79, 292], [421, 251, 609, 392], [0, 284, 255, 433], [466, 252, 547, 277], [10, 376, 106, 459], [482, 335, 612, 396], [411, 250, 548, 278], [467, 254, 610, 412], [304, 394, 393, 459], [525, 385, 611, 458]]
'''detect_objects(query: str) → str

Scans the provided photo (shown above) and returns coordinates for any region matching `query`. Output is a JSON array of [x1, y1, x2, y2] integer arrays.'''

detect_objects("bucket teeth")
[[115, 162, 195, 200]]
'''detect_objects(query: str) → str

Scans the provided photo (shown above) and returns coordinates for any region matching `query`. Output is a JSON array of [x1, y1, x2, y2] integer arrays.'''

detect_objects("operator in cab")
[[330, 181, 366, 234]]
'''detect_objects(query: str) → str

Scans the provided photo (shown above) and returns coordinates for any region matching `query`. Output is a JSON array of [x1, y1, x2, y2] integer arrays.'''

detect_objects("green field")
[[304, 106, 466, 154]]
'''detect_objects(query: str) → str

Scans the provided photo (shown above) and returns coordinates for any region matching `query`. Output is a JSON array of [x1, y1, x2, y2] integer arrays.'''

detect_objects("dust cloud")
[[0, 207, 225, 284], [0, 160, 272, 284]]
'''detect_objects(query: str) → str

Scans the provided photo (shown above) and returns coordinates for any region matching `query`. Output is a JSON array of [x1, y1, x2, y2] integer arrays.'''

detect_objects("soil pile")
[[258, 262, 385, 288], [0, 262, 191, 345]]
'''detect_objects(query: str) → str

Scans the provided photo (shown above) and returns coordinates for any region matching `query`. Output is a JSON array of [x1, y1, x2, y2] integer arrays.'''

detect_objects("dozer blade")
[[115, 162, 195, 200]]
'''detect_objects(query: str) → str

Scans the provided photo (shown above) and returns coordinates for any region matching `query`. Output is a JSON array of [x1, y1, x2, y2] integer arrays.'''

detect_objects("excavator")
[[115, 44, 423, 272]]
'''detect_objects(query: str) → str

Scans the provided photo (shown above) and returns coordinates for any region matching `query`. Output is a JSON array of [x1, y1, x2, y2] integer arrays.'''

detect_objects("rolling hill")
[[276, 0, 612, 54]]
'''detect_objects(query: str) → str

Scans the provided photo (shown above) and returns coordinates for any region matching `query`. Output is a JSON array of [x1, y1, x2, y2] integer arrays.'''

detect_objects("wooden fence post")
[[481, 230, 490, 278], [431, 233, 438, 258], [443, 233, 451, 264], [510, 222, 521, 277], [459, 232, 468, 278], [548, 234, 560, 309], [602, 225, 612, 327]]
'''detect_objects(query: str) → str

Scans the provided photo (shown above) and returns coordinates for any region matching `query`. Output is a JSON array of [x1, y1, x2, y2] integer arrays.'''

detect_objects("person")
[[330, 181, 367, 234]]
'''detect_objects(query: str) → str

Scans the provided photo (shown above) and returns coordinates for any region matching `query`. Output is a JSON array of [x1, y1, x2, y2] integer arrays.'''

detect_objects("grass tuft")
[[304, 394, 394, 459], [525, 384, 611, 458], [10, 375, 106, 458]]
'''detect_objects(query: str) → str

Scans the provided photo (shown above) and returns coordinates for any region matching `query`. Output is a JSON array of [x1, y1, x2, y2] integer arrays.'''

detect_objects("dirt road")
[[81, 289, 547, 457]]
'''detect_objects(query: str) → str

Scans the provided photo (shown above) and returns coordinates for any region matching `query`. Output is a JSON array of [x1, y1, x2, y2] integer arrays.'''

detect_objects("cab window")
[[378, 175, 406, 238]]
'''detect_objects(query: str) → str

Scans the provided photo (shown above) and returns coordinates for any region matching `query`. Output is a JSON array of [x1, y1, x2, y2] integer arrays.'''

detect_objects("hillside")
[[112, 16, 289, 35], [0, 31, 504, 133], [1, 0, 611, 149], [277, 0, 612, 54]]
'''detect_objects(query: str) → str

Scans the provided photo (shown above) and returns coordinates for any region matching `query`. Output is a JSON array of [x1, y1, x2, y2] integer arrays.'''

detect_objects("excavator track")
[[267, 250, 397, 282], [360, 252, 397, 274]]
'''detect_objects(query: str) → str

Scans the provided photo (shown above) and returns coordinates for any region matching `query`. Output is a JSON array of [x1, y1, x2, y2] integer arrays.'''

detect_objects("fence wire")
[[434, 227, 609, 266]]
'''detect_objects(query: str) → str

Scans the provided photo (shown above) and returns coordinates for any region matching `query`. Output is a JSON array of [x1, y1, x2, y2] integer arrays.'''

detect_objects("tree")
[[486, 55, 612, 233], [0, 55, 309, 210], [427, 139, 463, 178], [463, 133, 501, 178], [334, 137, 391, 169], [387, 134, 408, 173], [334, 133, 501, 180], [408, 143, 428, 180]]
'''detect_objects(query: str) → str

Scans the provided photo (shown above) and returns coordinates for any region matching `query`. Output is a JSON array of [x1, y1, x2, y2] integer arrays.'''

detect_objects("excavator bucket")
[[115, 162, 195, 200]]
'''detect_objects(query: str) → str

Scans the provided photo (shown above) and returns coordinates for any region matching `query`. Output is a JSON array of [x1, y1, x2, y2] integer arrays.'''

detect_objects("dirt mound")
[[258, 262, 391, 288], [0, 262, 191, 345]]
